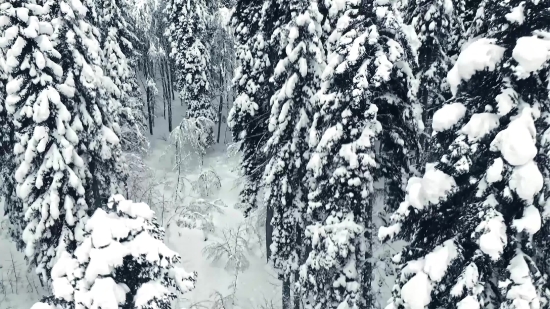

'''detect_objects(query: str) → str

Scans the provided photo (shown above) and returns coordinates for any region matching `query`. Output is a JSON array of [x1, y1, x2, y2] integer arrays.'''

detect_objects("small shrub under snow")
[[31, 195, 196, 309]]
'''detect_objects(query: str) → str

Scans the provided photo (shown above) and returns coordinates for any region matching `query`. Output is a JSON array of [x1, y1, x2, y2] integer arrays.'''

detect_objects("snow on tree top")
[[490, 106, 537, 166], [447, 38, 505, 96], [505, 2, 526, 24], [432, 102, 467, 132], [461, 112, 500, 141], [107, 194, 154, 219], [512, 35, 550, 78], [513, 205, 542, 235]]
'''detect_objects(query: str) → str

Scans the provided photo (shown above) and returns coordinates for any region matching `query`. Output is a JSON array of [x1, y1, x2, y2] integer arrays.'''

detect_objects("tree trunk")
[[293, 224, 304, 309], [216, 69, 224, 144], [89, 160, 102, 212], [283, 277, 291, 309], [293, 278, 301, 309], [145, 55, 153, 135], [266, 205, 273, 262], [363, 193, 374, 309], [170, 60, 176, 100], [223, 92, 233, 144], [150, 60, 155, 127], [160, 58, 167, 119], [165, 59, 173, 132]]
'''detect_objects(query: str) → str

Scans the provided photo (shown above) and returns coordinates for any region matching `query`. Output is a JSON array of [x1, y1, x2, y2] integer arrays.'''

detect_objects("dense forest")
[[0, 0, 549, 308]]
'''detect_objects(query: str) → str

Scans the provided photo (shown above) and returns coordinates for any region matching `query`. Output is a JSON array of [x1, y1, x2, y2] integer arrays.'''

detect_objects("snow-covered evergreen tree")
[[300, 0, 417, 307], [56, 0, 125, 210], [2, 0, 124, 281], [370, 1, 421, 214], [97, 0, 148, 155], [120, 69, 149, 155], [165, 0, 216, 144], [0, 15, 19, 246], [457, 0, 485, 46], [380, 0, 550, 307], [2, 0, 87, 280], [228, 0, 273, 213], [262, 0, 325, 306], [405, 0, 456, 164], [31, 195, 196, 309], [318, 0, 353, 57]]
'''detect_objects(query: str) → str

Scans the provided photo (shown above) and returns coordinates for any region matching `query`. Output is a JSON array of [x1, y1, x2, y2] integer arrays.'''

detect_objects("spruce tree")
[[3, 0, 123, 281], [31, 195, 197, 309], [228, 0, 273, 213], [380, 0, 550, 307], [300, 0, 417, 307], [56, 0, 125, 211], [97, 0, 148, 155], [0, 17, 18, 246], [405, 0, 457, 166], [318, 0, 351, 56], [262, 0, 325, 306], [372, 1, 421, 214], [2, 0, 84, 280], [165, 0, 216, 144], [457, 0, 486, 45]]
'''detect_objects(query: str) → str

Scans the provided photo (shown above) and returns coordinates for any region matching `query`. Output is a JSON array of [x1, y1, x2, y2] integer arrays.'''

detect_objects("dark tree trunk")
[[170, 60, 176, 100], [167, 62, 173, 132], [293, 280, 301, 309], [266, 205, 273, 262], [145, 55, 153, 135], [216, 70, 224, 143], [283, 277, 291, 309], [293, 224, 304, 309], [160, 58, 167, 119], [89, 160, 102, 212], [163, 59, 172, 128], [150, 60, 155, 126]]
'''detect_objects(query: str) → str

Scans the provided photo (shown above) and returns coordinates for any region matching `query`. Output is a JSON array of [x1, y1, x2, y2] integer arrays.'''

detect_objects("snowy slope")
[[145, 135, 281, 309]]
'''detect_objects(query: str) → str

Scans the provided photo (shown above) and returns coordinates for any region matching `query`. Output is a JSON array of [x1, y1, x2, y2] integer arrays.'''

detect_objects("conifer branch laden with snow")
[[98, 0, 149, 157], [1, 0, 126, 282], [299, 0, 419, 307], [404, 0, 457, 167], [31, 195, 196, 309], [228, 0, 273, 214], [168, 117, 216, 165], [2, 0, 84, 280], [380, 0, 550, 308], [165, 0, 216, 145], [262, 0, 325, 296]]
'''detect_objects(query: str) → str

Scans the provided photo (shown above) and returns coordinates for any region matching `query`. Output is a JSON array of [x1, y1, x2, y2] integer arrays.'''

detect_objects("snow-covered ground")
[[144, 132, 281, 309]]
